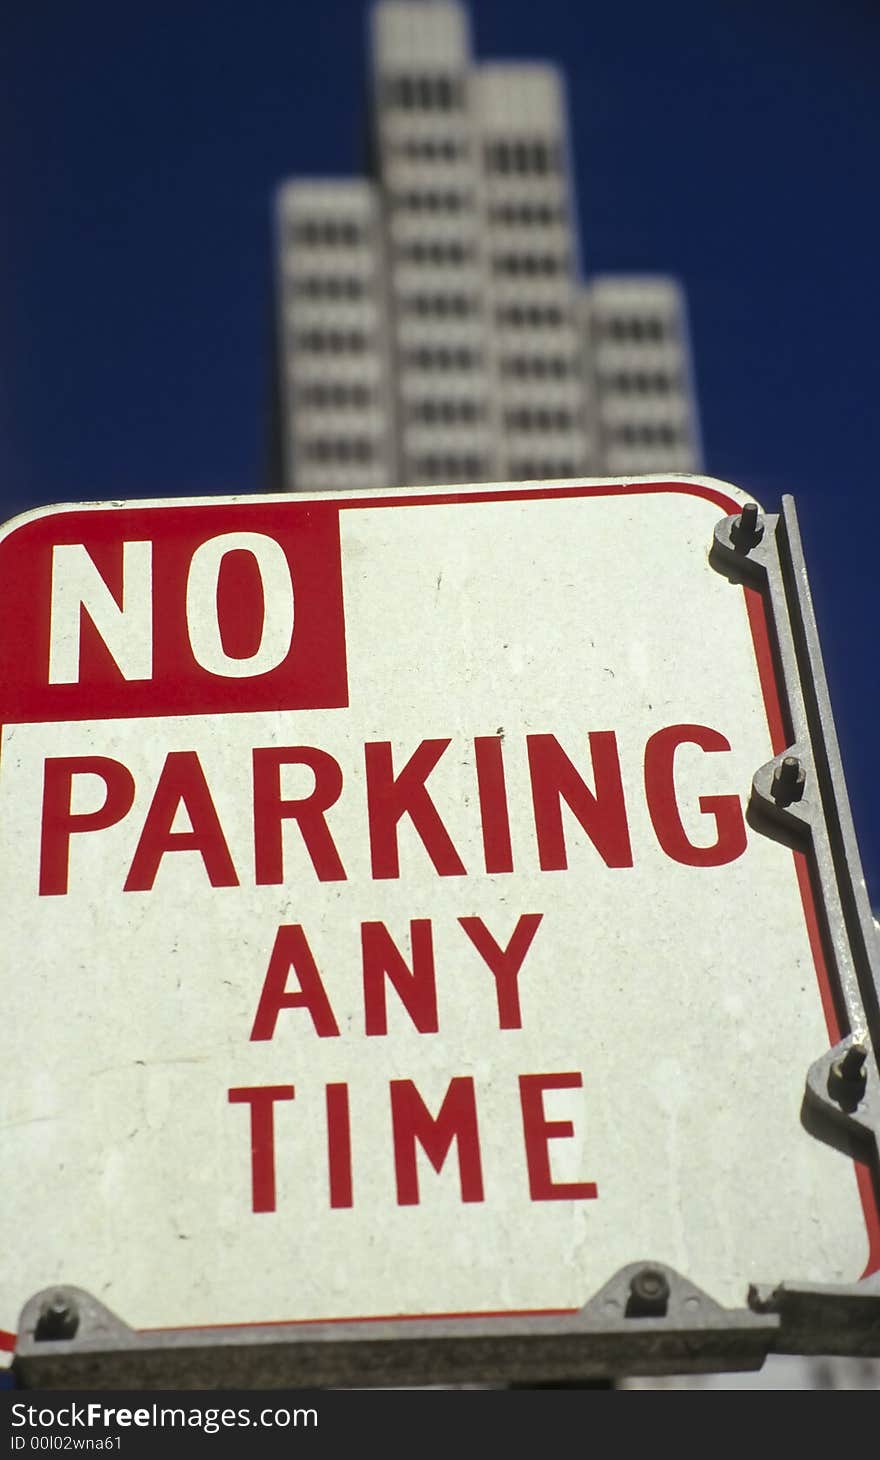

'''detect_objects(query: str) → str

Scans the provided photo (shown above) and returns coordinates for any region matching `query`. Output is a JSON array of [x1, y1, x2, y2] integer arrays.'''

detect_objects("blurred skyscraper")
[[267, 3, 880, 1396], [274, 0, 702, 492]]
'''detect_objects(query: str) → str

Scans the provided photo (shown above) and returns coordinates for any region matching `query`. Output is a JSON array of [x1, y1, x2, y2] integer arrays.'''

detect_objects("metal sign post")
[[2, 478, 877, 1388]]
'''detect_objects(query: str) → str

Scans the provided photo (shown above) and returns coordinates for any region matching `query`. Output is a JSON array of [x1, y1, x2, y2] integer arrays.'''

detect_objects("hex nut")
[[626, 1266, 670, 1317], [35, 1292, 79, 1342]]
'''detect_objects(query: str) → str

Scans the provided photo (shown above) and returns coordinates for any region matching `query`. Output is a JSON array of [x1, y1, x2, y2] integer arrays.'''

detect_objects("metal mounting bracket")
[[749, 1270, 880, 1357], [17, 1261, 879, 1388], [711, 496, 880, 1341], [711, 497, 880, 1059], [13, 1265, 778, 1389]]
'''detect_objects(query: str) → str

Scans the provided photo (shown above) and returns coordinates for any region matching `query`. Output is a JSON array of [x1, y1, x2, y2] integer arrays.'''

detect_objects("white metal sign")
[[1, 478, 877, 1374]]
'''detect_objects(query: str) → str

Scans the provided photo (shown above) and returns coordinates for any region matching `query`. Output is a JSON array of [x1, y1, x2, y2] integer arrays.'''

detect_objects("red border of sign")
[[1, 478, 877, 1354]]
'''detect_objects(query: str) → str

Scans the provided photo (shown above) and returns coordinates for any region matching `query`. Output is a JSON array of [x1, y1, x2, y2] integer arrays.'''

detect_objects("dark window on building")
[[496, 303, 565, 328], [502, 355, 573, 380], [485, 139, 560, 175], [605, 371, 677, 395], [394, 189, 469, 213], [404, 345, 481, 371], [505, 407, 574, 432], [299, 382, 372, 410], [614, 423, 679, 447], [293, 275, 365, 300], [385, 76, 411, 108], [510, 458, 578, 479], [303, 437, 375, 464], [411, 454, 484, 481], [493, 252, 566, 277], [401, 137, 466, 162], [384, 73, 463, 111], [405, 293, 477, 318], [399, 239, 471, 265], [291, 218, 364, 248], [490, 202, 564, 226], [409, 398, 483, 424], [603, 315, 670, 343], [296, 330, 368, 354]]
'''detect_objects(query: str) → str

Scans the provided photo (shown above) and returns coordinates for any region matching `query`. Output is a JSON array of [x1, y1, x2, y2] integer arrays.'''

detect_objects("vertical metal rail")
[[712, 496, 879, 1207]]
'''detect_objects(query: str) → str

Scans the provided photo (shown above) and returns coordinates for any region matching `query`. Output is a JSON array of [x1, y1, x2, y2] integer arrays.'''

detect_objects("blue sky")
[[1, 0, 878, 900]]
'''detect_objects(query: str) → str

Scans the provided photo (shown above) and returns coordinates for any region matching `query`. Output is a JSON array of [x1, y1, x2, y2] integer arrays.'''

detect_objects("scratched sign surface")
[[1, 478, 876, 1351]]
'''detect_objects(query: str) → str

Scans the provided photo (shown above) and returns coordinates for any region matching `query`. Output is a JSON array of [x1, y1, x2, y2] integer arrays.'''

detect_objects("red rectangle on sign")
[[0, 499, 349, 722]]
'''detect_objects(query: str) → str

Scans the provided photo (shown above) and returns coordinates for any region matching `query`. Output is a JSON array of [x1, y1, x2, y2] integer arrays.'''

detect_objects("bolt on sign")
[[2, 479, 879, 1387]]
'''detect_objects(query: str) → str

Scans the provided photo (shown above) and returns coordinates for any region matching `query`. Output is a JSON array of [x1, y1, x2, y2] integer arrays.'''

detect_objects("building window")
[[509, 459, 578, 479], [400, 137, 465, 162], [291, 219, 364, 248], [292, 275, 365, 300], [411, 454, 484, 481], [603, 315, 669, 343], [384, 74, 463, 111], [393, 189, 469, 213], [299, 382, 372, 410], [403, 293, 477, 319], [296, 329, 368, 354], [604, 370, 677, 395], [501, 355, 573, 380], [397, 239, 471, 265], [614, 423, 679, 447], [490, 202, 564, 226], [492, 252, 566, 277], [431, 76, 455, 110], [485, 139, 560, 175], [303, 437, 375, 464], [496, 303, 565, 328], [505, 407, 575, 432], [404, 346, 481, 371], [408, 398, 483, 425]]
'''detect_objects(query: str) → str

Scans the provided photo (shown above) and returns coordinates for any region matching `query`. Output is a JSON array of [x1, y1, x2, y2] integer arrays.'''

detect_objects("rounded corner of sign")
[[0, 499, 91, 549], [594, 475, 766, 518], [682, 475, 766, 516]]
